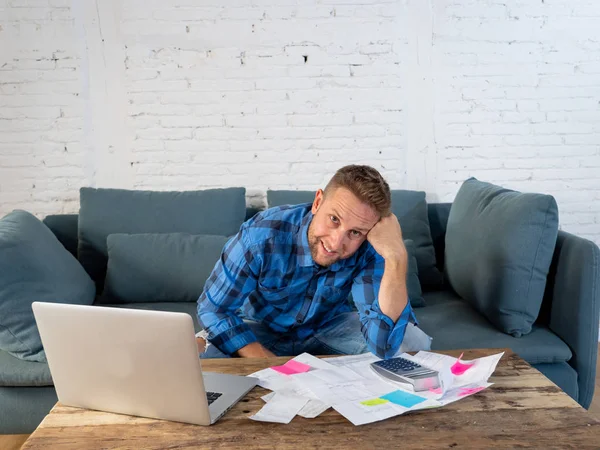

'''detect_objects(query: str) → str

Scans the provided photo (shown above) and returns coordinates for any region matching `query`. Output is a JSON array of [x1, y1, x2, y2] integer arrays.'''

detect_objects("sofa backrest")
[[427, 203, 452, 272], [44, 204, 454, 289], [43, 207, 263, 285]]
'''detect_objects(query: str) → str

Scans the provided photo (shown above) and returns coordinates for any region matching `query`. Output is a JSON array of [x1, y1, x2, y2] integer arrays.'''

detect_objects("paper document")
[[293, 352, 337, 370], [262, 390, 330, 418], [250, 392, 308, 424], [248, 351, 503, 426], [411, 351, 503, 388]]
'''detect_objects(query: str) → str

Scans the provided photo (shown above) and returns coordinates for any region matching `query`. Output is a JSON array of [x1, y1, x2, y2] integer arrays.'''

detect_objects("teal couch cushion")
[[0, 211, 96, 362], [0, 350, 52, 387], [416, 291, 572, 364], [532, 362, 579, 403], [267, 189, 443, 290], [103, 233, 229, 303], [0, 385, 58, 434], [403, 239, 425, 308], [444, 178, 559, 337], [78, 187, 246, 295], [42, 214, 79, 258]]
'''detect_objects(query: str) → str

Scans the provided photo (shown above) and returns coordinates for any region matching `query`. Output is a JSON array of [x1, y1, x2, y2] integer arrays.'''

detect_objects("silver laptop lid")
[[32, 302, 212, 426]]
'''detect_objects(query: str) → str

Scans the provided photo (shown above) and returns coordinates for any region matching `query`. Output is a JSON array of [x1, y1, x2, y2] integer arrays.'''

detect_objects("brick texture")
[[1, 0, 600, 248]]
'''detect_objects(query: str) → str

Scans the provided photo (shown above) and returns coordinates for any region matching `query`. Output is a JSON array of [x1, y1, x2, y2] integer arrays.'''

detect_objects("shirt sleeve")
[[196, 225, 262, 355], [351, 250, 418, 359]]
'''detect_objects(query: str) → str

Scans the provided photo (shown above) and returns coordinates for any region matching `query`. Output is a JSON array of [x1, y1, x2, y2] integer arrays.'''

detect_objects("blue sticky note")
[[380, 390, 426, 408]]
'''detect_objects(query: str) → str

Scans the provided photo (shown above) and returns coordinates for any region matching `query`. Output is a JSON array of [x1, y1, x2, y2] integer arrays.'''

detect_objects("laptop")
[[32, 301, 258, 426]]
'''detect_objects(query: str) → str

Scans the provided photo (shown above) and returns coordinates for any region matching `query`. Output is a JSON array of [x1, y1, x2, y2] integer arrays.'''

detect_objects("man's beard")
[[308, 233, 340, 267]]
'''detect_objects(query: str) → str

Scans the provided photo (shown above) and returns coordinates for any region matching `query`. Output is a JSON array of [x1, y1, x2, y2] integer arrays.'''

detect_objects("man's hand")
[[367, 213, 407, 263], [196, 336, 207, 354], [236, 342, 276, 358]]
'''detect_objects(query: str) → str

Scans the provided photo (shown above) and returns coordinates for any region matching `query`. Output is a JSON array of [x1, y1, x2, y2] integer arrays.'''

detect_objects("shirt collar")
[[297, 207, 315, 267]]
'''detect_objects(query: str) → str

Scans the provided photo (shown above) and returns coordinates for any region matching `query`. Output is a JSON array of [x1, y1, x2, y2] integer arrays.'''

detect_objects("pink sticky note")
[[458, 387, 485, 397], [451, 352, 475, 376], [271, 360, 311, 376]]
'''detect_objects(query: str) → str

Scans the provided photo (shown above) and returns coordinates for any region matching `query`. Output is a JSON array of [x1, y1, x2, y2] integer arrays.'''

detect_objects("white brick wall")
[[432, 0, 600, 247], [0, 0, 84, 215], [0, 0, 599, 251]]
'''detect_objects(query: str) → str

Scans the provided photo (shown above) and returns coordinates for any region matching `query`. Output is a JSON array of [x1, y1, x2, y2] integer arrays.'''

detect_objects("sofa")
[[0, 179, 598, 434]]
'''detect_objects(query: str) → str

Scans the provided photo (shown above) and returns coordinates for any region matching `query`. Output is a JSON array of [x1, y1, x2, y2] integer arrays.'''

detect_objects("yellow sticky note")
[[360, 398, 389, 406]]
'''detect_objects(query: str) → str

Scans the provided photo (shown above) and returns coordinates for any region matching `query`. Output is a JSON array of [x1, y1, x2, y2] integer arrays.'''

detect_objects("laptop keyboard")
[[206, 391, 222, 405]]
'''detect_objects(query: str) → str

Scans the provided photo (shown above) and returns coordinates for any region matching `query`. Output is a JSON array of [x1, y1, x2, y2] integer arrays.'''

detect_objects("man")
[[196, 164, 431, 358]]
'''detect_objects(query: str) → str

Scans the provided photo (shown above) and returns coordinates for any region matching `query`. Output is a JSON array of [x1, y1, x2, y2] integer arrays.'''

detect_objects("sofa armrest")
[[547, 230, 600, 409]]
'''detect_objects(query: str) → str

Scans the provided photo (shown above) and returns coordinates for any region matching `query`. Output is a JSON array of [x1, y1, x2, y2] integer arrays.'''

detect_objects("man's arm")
[[368, 214, 409, 322], [197, 227, 274, 357], [351, 214, 416, 358]]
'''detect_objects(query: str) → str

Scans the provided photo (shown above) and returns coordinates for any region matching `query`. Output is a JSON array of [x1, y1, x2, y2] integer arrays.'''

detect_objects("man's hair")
[[323, 165, 391, 217]]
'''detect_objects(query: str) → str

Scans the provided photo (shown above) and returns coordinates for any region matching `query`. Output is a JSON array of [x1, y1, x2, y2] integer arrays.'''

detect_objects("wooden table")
[[21, 349, 600, 449]]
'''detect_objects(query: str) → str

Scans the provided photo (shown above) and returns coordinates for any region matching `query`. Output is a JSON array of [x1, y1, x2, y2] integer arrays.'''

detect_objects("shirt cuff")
[[207, 322, 258, 356], [370, 299, 414, 358]]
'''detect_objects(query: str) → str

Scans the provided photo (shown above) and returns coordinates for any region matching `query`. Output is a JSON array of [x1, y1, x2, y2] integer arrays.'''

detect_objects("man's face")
[[307, 187, 380, 267]]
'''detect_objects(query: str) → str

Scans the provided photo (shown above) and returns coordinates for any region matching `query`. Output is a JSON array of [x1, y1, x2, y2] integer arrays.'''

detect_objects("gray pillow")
[[444, 178, 559, 337], [267, 189, 442, 290], [78, 187, 246, 296], [103, 233, 229, 303], [0, 210, 95, 362], [404, 239, 425, 308]]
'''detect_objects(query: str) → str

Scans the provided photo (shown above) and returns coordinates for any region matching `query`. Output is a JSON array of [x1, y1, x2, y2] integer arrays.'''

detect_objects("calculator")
[[370, 357, 440, 392]]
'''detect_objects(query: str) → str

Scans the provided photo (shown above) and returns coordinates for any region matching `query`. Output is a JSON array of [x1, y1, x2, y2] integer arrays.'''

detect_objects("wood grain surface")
[[20, 349, 600, 449]]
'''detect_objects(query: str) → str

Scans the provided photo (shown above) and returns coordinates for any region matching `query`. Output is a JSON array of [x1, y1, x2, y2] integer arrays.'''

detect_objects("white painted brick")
[[160, 116, 224, 128], [189, 79, 256, 92], [136, 128, 193, 140], [225, 114, 287, 128], [287, 113, 354, 127]]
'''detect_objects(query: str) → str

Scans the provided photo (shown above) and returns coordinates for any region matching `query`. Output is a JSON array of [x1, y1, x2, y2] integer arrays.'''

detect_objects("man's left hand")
[[366, 214, 407, 262]]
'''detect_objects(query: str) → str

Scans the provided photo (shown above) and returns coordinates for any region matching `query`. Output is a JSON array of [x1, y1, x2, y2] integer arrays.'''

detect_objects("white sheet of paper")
[[333, 400, 405, 426], [412, 351, 503, 388], [247, 367, 293, 391], [325, 353, 388, 382], [325, 353, 380, 367], [261, 391, 330, 419], [453, 353, 504, 386], [436, 382, 494, 406], [292, 353, 337, 371], [249, 392, 308, 424], [298, 398, 330, 418]]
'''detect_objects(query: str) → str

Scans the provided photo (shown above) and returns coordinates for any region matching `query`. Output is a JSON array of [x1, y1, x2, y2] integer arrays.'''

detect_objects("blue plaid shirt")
[[197, 203, 417, 358]]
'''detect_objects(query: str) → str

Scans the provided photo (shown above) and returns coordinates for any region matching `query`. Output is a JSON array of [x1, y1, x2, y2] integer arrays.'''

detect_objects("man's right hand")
[[236, 342, 276, 358]]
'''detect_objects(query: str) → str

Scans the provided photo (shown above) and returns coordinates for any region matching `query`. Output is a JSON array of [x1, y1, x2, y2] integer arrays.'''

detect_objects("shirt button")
[[297, 319, 302, 324]]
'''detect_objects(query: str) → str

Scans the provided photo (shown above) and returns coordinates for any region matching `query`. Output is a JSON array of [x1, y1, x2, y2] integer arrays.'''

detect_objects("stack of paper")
[[247, 350, 503, 426]]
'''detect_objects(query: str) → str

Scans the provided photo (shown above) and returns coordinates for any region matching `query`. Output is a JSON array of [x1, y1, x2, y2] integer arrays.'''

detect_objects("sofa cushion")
[[0, 350, 52, 387], [78, 187, 246, 295], [416, 290, 572, 364], [42, 214, 79, 258], [103, 233, 229, 303], [267, 189, 443, 290], [532, 362, 578, 403], [0, 210, 96, 362], [403, 239, 425, 308], [0, 386, 58, 434], [444, 178, 559, 337]]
